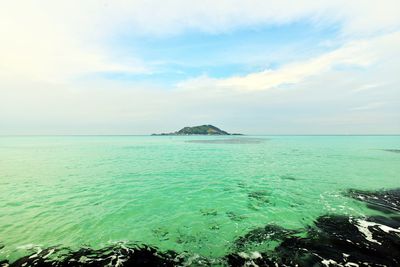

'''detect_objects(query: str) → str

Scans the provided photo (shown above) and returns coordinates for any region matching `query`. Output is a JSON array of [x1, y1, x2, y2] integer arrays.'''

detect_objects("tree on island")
[[152, 125, 242, 135]]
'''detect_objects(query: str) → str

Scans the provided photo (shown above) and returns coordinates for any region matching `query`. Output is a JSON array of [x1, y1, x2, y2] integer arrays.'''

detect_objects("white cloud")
[[178, 32, 400, 91], [350, 102, 385, 111], [62, 0, 400, 36], [351, 83, 386, 93], [1, 0, 400, 82], [0, 1, 399, 134], [0, 1, 150, 82]]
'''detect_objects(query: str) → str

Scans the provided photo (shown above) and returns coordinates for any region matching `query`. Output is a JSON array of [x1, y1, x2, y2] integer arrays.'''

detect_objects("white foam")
[[344, 262, 359, 267], [379, 224, 400, 234], [250, 251, 262, 259], [353, 219, 381, 245], [16, 244, 41, 250], [321, 259, 339, 266], [28, 248, 42, 259], [237, 251, 264, 267], [238, 252, 249, 258], [114, 256, 127, 267], [238, 251, 262, 260], [354, 219, 400, 245], [43, 248, 55, 259]]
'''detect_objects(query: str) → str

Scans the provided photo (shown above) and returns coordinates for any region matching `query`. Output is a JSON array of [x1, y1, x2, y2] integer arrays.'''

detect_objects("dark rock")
[[7, 244, 182, 267], [248, 190, 270, 205], [382, 149, 400, 153], [274, 214, 400, 266], [234, 224, 299, 250], [3, 188, 400, 267], [200, 208, 218, 216], [348, 188, 400, 213], [226, 211, 247, 222], [280, 175, 296, 181], [226, 251, 277, 267]]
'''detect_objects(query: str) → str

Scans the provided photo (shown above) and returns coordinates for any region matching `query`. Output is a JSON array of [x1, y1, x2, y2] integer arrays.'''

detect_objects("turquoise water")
[[0, 136, 399, 262]]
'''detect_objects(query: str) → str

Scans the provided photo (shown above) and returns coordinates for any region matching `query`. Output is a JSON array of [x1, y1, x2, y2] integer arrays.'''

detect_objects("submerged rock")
[[348, 188, 400, 213], [382, 149, 400, 153], [226, 211, 247, 222], [186, 138, 264, 144], [248, 190, 270, 203], [280, 175, 296, 181], [2, 188, 400, 266], [200, 208, 218, 216], [233, 224, 299, 250], [152, 227, 170, 241]]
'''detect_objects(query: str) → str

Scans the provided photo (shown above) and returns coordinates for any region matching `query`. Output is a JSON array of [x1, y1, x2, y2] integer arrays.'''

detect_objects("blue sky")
[[0, 1, 399, 134], [97, 21, 340, 85]]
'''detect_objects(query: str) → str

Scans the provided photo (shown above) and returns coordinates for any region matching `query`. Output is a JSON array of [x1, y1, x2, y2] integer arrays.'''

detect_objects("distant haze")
[[0, 1, 399, 135]]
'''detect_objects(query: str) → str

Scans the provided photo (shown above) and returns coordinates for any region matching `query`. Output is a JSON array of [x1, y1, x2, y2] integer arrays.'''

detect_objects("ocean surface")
[[0, 135, 399, 266]]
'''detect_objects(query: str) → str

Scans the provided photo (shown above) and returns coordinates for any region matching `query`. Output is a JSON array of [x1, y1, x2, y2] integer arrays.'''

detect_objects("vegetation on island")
[[152, 125, 241, 135]]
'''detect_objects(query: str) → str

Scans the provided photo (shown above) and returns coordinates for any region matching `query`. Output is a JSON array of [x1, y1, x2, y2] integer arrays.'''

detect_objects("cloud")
[[0, 1, 399, 134], [0, 1, 150, 82], [56, 0, 400, 36], [350, 102, 385, 111], [177, 32, 400, 91], [351, 83, 386, 93], [1, 0, 400, 82]]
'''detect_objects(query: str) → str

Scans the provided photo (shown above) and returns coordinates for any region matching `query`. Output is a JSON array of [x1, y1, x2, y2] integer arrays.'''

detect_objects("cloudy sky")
[[1, 0, 399, 135]]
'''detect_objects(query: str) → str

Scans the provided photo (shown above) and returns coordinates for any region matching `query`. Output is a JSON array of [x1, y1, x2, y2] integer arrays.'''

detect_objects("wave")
[[1, 188, 399, 266]]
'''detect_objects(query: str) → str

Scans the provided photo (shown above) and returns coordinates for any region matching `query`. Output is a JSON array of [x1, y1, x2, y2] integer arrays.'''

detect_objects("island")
[[152, 125, 242, 135]]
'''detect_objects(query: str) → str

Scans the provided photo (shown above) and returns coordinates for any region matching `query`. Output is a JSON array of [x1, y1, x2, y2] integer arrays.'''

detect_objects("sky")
[[0, 0, 399, 135]]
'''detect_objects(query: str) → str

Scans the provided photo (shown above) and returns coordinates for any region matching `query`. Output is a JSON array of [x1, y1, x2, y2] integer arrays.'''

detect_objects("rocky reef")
[[2, 188, 400, 266]]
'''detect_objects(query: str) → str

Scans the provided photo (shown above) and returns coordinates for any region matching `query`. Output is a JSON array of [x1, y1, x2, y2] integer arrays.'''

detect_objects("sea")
[[0, 135, 399, 266]]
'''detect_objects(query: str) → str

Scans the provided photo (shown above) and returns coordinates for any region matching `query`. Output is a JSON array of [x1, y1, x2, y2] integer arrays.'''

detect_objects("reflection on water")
[[186, 138, 265, 144]]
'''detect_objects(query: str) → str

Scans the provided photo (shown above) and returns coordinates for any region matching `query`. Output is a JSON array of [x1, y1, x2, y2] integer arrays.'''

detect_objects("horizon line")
[[1, 134, 400, 137]]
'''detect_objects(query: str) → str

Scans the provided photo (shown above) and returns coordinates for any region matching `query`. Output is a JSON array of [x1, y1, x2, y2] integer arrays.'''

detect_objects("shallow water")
[[0, 136, 399, 265]]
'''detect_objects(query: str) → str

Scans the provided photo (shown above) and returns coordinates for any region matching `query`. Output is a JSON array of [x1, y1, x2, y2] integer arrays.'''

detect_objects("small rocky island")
[[152, 125, 241, 135]]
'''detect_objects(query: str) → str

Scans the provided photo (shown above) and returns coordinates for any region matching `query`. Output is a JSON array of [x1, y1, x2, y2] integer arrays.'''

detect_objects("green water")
[[0, 136, 399, 261]]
